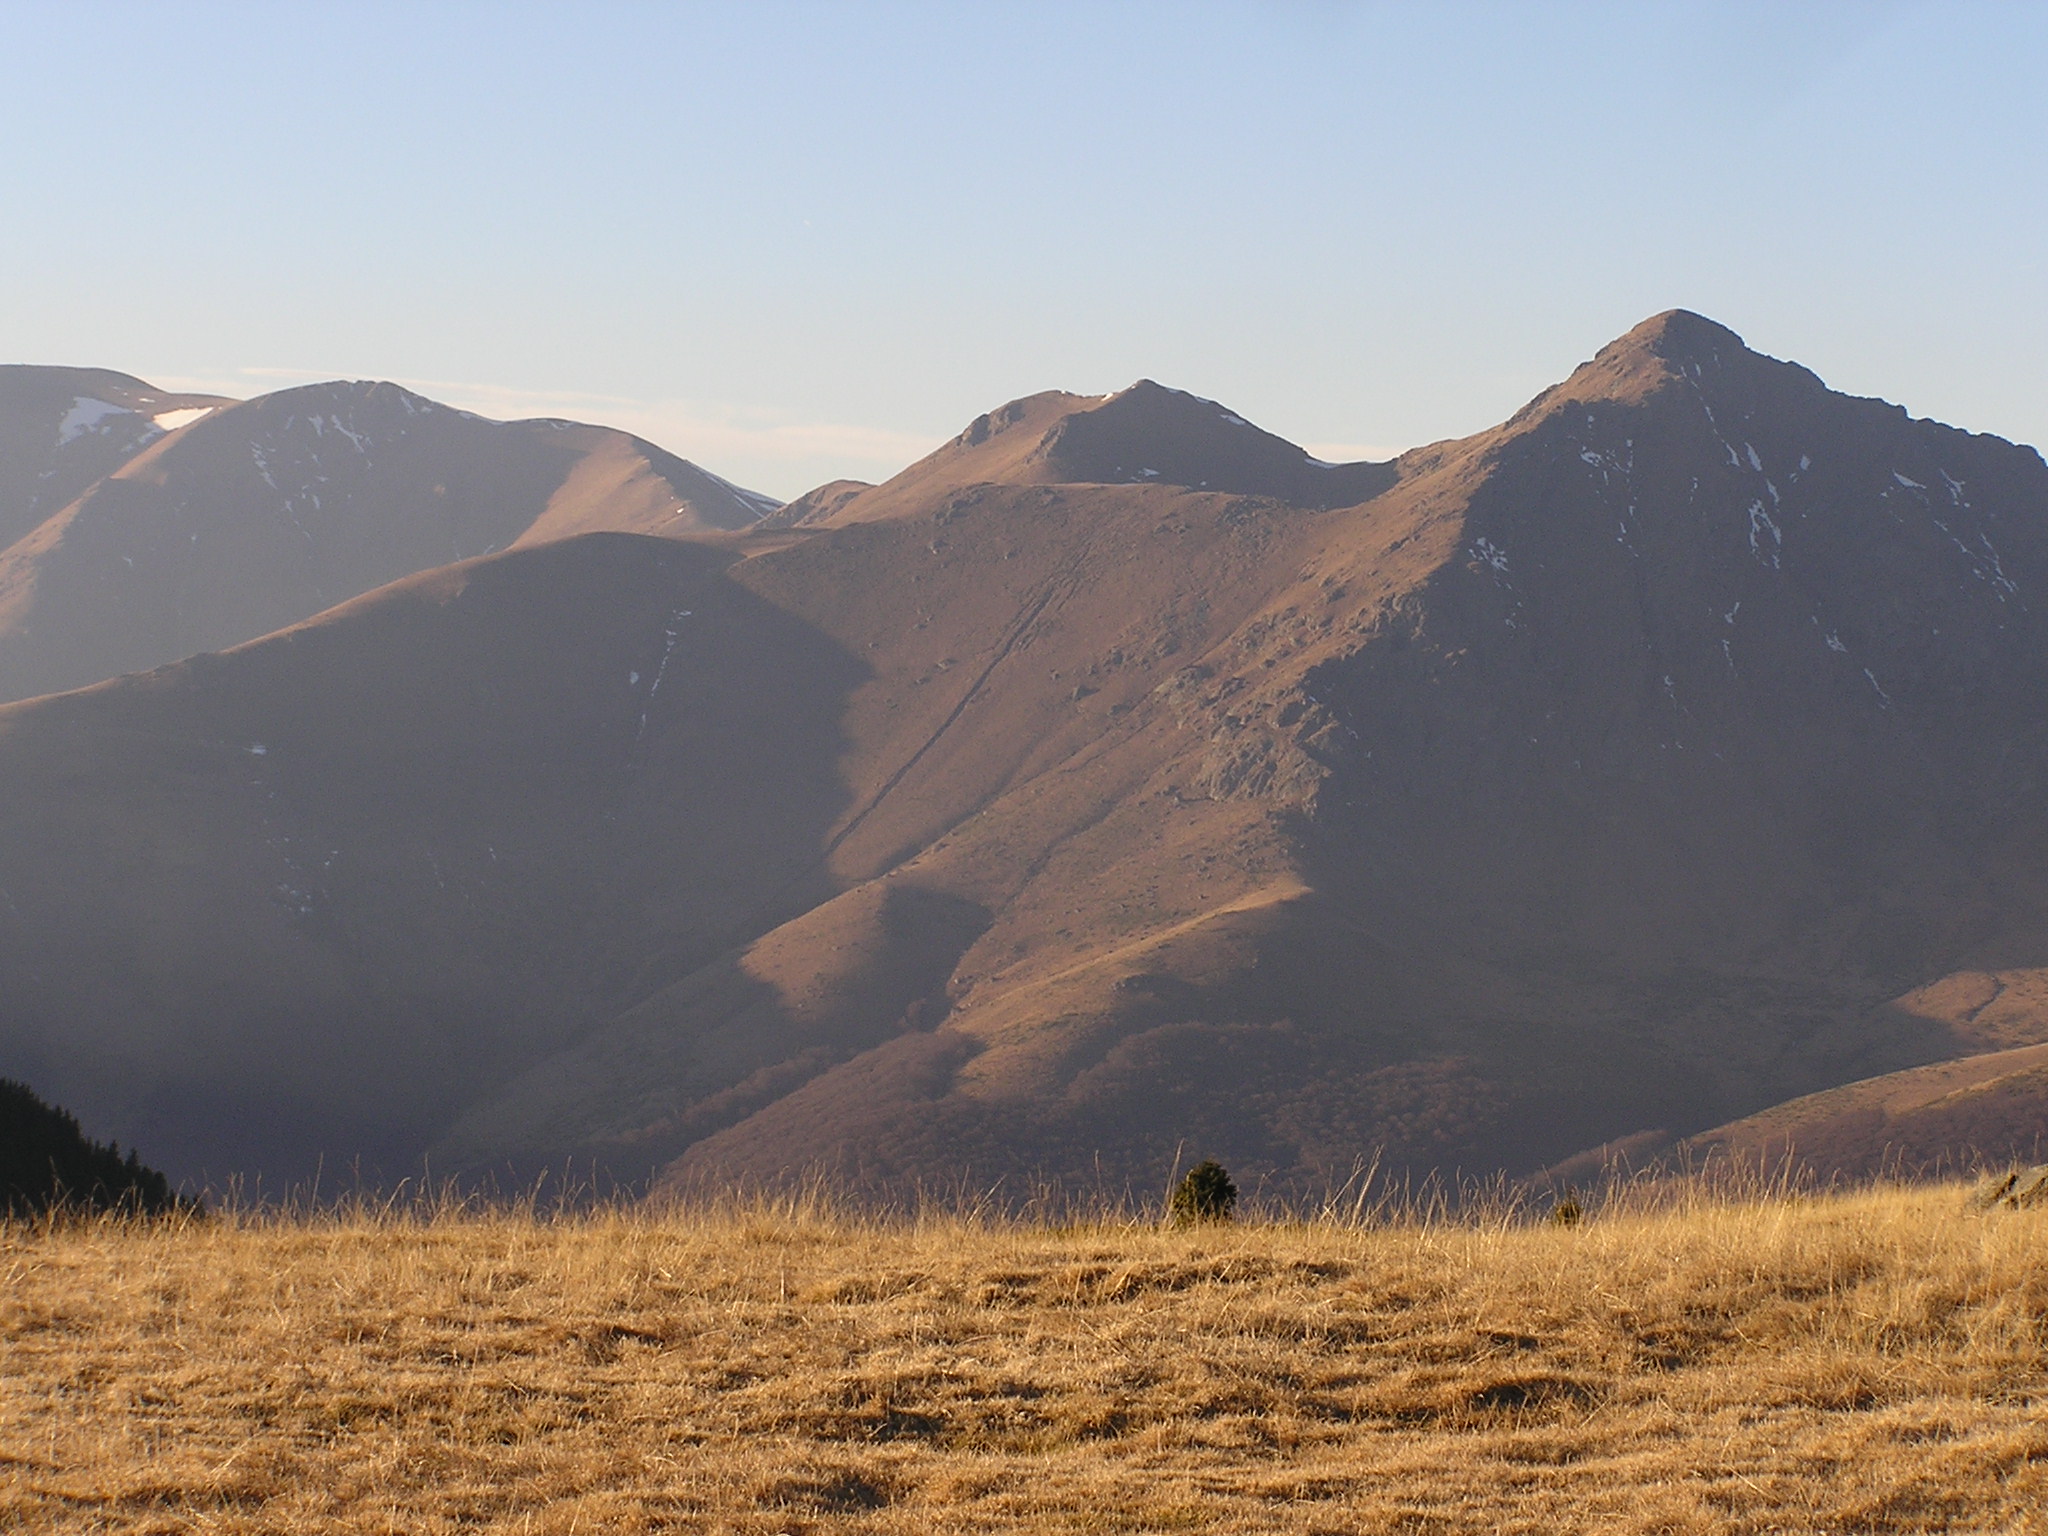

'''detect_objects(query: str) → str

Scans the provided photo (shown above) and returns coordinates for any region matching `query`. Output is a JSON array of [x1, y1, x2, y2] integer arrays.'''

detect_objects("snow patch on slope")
[[57, 397, 135, 445], [151, 407, 215, 434]]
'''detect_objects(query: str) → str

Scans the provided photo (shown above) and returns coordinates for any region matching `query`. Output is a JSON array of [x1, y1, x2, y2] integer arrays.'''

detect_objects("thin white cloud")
[[1302, 441, 1410, 464], [145, 367, 943, 498], [145, 366, 1400, 492]]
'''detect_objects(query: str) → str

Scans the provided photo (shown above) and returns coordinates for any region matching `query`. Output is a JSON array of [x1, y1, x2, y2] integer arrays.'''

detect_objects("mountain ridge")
[[3, 314, 2047, 1196], [765, 379, 1397, 530], [0, 370, 780, 703]]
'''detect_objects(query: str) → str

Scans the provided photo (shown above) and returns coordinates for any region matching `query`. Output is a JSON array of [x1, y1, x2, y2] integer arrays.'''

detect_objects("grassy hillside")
[[4, 1184, 2045, 1532]]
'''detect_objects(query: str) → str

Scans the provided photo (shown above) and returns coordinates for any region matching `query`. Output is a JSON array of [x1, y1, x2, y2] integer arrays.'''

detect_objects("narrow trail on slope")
[[821, 552, 1089, 863], [613, 533, 1106, 1015], [687, 544, 1096, 978]]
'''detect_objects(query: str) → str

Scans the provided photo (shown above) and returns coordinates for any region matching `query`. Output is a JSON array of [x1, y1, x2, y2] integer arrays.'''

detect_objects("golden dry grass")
[[3, 1184, 2046, 1534]]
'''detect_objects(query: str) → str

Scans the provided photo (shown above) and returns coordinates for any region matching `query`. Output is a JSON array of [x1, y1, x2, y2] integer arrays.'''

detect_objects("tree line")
[[1, 1078, 188, 1216]]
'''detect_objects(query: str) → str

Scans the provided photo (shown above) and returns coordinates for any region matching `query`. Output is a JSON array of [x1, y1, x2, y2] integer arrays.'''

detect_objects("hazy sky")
[[2, 1, 2043, 498]]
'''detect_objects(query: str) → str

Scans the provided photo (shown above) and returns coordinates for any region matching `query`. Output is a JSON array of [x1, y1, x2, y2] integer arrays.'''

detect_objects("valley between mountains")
[[4, 313, 2048, 1197]]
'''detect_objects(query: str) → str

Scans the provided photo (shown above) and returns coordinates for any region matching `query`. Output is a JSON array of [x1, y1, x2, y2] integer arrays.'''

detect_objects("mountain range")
[[3, 314, 2046, 1197], [0, 368, 776, 703]]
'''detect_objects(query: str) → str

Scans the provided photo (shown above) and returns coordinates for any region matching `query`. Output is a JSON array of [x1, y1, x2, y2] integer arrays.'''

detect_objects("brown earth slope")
[[0, 380, 777, 703], [4, 312, 2048, 1194]]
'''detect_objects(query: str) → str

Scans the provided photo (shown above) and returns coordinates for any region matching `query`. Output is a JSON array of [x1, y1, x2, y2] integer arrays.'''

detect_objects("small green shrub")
[[1170, 1159, 1238, 1225]]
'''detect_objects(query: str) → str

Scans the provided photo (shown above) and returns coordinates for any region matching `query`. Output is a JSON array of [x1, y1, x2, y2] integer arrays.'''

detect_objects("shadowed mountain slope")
[[4, 312, 2047, 1194], [0, 532, 859, 1182], [0, 378, 778, 703]]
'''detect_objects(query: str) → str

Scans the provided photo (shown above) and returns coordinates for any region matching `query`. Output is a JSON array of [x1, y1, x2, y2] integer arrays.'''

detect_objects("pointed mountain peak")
[[1571, 309, 1754, 395], [1605, 308, 1750, 366], [1104, 377, 1226, 406], [1517, 310, 1827, 423]]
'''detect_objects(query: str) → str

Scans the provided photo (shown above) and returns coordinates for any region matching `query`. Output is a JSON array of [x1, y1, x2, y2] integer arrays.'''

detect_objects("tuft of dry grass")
[[3, 1183, 2046, 1533]]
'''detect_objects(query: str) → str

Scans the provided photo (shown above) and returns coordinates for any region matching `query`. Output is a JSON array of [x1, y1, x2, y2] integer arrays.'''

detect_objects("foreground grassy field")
[[4, 1185, 2046, 1534]]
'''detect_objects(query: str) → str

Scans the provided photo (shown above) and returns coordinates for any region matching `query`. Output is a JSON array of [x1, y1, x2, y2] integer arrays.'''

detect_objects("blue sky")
[[1, 1, 2042, 498]]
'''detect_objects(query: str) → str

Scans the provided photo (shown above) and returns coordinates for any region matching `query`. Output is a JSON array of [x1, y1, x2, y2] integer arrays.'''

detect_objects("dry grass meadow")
[[4, 1181, 2047, 1534]]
